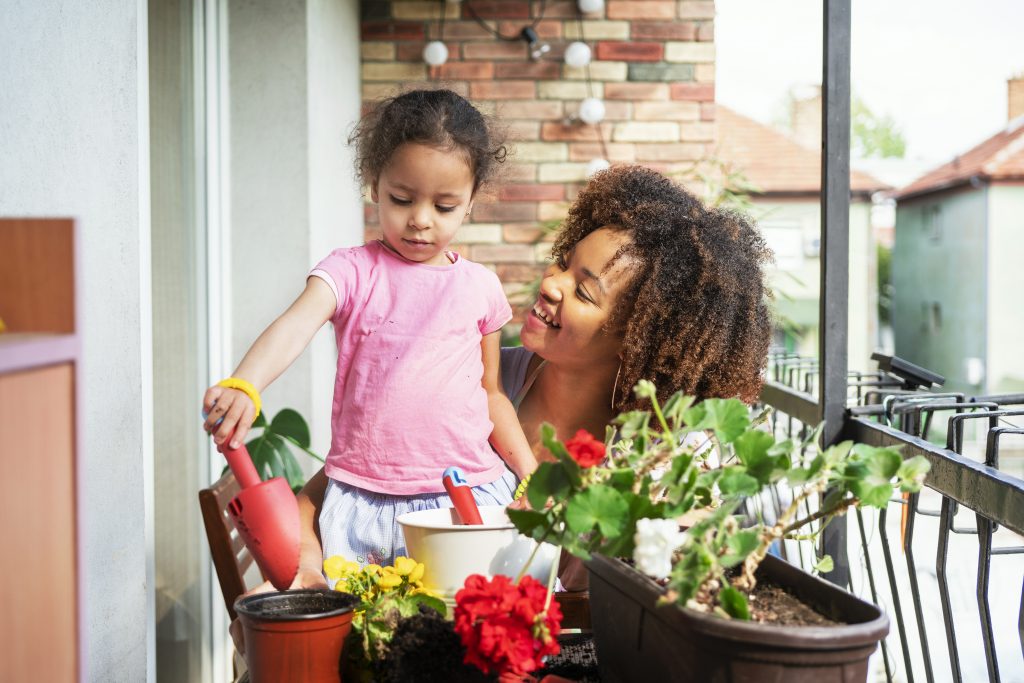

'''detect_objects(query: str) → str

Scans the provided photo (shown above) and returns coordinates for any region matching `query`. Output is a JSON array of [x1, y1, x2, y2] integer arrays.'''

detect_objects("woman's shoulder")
[[500, 346, 534, 398]]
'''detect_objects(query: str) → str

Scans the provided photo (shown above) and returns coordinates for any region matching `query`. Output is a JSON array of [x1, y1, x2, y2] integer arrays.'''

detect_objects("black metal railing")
[[759, 350, 1024, 682]]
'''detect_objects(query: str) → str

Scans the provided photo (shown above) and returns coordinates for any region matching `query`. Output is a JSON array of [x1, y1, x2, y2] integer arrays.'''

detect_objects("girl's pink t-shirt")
[[309, 241, 513, 494]]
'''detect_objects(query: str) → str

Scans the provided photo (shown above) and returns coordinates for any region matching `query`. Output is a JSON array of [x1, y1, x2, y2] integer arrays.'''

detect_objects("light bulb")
[[578, 97, 605, 125], [520, 26, 550, 61], [578, 0, 604, 13], [587, 158, 610, 177], [423, 41, 449, 66], [564, 42, 592, 68]]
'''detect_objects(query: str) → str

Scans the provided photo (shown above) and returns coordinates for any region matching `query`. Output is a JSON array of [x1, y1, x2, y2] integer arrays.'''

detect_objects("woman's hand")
[[202, 386, 256, 449], [506, 495, 531, 511]]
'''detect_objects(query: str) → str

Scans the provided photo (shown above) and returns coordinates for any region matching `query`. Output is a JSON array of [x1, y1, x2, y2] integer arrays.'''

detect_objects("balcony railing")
[[759, 350, 1024, 682]]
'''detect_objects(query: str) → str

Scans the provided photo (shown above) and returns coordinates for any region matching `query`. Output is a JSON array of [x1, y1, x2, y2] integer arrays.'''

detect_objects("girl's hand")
[[202, 385, 257, 449]]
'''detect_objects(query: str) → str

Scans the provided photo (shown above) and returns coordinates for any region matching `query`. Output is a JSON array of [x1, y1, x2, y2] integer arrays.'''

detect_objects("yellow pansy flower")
[[323, 555, 349, 580], [393, 556, 417, 576], [408, 562, 425, 584], [376, 572, 402, 590]]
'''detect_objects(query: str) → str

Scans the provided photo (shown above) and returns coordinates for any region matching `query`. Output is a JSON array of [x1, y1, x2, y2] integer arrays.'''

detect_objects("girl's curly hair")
[[552, 165, 773, 411], [350, 88, 506, 192]]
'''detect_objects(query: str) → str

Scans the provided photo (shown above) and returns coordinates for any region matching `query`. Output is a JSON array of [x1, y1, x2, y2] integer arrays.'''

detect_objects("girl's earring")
[[610, 359, 623, 410]]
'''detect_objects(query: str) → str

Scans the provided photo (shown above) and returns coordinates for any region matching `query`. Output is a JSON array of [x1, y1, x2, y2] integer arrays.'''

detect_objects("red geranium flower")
[[565, 429, 606, 468], [454, 574, 562, 676]]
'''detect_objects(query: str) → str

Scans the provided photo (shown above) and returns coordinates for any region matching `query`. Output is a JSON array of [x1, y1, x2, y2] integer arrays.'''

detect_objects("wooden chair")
[[199, 471, 262, 621]]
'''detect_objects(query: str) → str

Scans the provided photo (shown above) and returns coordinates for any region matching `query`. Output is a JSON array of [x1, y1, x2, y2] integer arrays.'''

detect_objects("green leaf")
[[823, 441, 855, 468], [897, 455, 931, 492], [682, 398, 750, 444], [662, 392, 696, 424], [251, 411, 268, 429], [280, 434, 326, 463], [733, 430, 778, 484], [615, 410, 651, 440], [844, 445, 905, 508], [408, 593, 447, 618], [788, 453, 826, 485], [540, 423, 569, 459], [262, 434, 288, 480], [768, 438, 796, 457], [720, 529, 760, 568], [717, 467, 760, 497], [608, 467, 636, 490], [565, 485, 629, 538], [246, 435, 274, 480], [526, 461, 572, 510], [718, 585, 751, 620], [267, 434, 305, 491], [813, 554, 834, 574], [507, 508, 549, 537], [270, 408, 311, 448]]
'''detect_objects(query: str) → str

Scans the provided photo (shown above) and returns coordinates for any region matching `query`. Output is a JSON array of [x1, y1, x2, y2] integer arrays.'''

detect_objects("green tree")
[[851, 96, 906, 159], [877, 242, 893, 326]]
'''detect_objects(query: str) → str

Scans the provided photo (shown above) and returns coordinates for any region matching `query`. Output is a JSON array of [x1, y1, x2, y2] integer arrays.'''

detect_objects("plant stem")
[[649, 393, 677, 449], [735, 479, 829, 592], [516, 524, 553, 583], [542, 544, 560, 612], [781, 496, 858, 535]]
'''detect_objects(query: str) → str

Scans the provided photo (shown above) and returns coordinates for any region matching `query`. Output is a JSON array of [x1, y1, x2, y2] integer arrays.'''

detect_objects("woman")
[[287, 164, 772, 592]]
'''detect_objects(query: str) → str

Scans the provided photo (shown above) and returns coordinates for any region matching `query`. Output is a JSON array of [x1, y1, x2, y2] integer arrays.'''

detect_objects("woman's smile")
[[530, 302, 561, 329]]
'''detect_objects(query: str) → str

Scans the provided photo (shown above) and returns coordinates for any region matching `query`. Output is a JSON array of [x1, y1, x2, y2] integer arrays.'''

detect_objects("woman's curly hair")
[[350, 88, 507, 192], [552, 165, 773, 411]]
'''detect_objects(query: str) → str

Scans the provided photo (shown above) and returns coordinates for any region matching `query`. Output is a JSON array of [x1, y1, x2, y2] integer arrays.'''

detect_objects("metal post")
[[819, 0, 852, 588]]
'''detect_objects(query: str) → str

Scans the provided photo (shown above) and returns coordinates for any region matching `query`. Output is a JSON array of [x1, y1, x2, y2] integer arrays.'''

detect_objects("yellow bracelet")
[[217, 377, 262, 418], [513, 474, 532, 501]]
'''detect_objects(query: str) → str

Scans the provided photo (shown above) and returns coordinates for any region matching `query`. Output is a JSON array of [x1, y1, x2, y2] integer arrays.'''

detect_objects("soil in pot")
[[741, 577, 840, 626], [235, 588, 359, 683]]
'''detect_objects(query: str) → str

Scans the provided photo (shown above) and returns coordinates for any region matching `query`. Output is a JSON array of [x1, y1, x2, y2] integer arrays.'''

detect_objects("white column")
[[0, 1, 153, 680]]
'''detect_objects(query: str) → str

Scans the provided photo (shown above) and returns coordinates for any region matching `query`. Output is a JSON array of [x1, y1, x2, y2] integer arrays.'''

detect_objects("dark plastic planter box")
[[587, 553, 889, 683]]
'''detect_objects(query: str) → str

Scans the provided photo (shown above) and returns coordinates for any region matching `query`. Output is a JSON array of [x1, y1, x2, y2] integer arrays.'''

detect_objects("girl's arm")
[[293, 466, 330, 588], [481, 331, 538, 481], [203, 277, 336, 448]]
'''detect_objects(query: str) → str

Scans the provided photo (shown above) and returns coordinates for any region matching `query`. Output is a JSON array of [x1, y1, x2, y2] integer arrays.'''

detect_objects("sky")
[[715, 0, 1024, 168]]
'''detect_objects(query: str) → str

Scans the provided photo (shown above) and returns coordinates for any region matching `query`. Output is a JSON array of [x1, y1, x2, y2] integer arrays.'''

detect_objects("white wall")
[[0, 1, 152, 680], [227, 0, 362, 457]]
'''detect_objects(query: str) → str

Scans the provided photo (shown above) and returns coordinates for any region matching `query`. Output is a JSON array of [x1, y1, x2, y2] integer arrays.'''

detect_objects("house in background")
[[716, 105, 889, 374], [892, 76, 1024, 394]]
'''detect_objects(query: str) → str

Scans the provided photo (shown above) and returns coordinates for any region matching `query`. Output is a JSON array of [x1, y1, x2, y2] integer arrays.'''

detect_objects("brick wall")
[[360, 0, 716, 324]]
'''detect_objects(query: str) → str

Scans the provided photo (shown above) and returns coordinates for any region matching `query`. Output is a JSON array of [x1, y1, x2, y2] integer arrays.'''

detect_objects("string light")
[[578, 0, 604, 13], [586, 158, 610, 177], [564, 41, 591, 68], [520, 26, 551, 61], [423, 41, 449, 66], [578, 97, 605, 125]]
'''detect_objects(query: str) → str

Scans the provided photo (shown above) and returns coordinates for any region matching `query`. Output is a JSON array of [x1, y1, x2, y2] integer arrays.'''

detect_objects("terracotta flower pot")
[[234, 589, 359, 683], [587, 553, 889, 683]]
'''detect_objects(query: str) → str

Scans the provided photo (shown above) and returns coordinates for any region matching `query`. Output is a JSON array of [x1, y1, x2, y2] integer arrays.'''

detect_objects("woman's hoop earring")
[[610, 360, 623, 410]]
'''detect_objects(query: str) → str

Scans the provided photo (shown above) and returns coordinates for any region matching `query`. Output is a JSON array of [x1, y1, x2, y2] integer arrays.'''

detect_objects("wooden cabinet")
[[0, 219, 79, 682]]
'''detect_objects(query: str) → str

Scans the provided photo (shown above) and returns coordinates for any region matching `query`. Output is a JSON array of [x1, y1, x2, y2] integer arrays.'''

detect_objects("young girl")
[[203, 89, 536, 568]]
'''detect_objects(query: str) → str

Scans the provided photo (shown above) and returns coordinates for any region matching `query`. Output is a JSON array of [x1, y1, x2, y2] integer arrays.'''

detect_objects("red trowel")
[[220, 440, 301, 590]]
